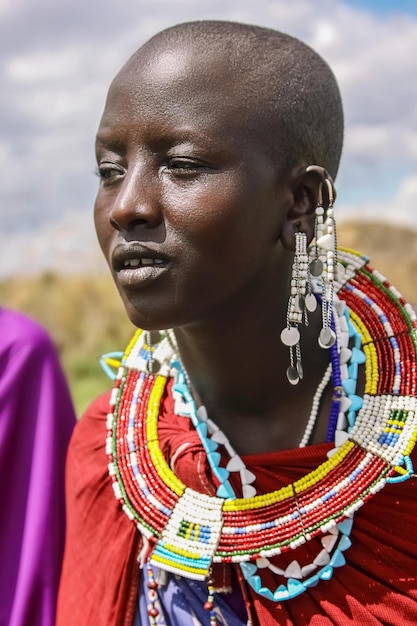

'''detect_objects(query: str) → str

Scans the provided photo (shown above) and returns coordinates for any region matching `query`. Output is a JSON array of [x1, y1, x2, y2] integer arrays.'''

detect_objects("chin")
[[121, 296, 179, 332]]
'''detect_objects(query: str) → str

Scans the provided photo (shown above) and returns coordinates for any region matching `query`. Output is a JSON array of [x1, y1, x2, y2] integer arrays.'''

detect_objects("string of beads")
[[105, 248, 417, 622]]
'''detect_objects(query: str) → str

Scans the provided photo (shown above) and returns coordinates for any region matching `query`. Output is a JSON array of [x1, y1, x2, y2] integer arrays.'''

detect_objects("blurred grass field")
[[2, 221, 417, 417], [0, 271, 135, 415]]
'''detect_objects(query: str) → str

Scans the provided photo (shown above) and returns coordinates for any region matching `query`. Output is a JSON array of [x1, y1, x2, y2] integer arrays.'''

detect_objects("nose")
[[109, 164, 163, 233]]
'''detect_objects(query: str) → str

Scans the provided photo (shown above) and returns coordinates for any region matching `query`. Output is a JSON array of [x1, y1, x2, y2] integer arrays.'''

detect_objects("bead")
[[147, 581, 158, 590], [316, 233, 335, 251], [106, 252, 417, 608]]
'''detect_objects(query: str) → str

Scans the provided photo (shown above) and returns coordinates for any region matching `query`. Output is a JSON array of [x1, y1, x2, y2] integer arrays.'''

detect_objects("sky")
[[1, 0, 416, 276]]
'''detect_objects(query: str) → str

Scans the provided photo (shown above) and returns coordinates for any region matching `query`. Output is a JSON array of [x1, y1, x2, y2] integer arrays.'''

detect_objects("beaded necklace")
[[106, 248, 417, 618]]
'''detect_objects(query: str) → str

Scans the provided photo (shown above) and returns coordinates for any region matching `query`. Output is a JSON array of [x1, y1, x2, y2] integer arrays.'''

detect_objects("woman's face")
[[94, 46, 293, 330]]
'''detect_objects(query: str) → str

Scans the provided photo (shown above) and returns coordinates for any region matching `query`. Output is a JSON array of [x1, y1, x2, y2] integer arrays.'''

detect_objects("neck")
[[172, 289, 331, 454]]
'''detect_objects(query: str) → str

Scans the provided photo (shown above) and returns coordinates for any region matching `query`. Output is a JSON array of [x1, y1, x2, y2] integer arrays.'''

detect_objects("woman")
[[57, 21, 417, 625], [0, 308, 76, 625]]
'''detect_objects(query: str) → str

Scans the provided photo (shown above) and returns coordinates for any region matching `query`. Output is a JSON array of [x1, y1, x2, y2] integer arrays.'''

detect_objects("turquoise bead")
[[347, 411, 356, 427], [287, 578, 307, 598], [319, 565, 333, 580], [329, 549, 346, 568], [348, 362, 358, 379], [273, 585, 290, 602], [349, 394, 363, 411], [258, 587, 275, 601], [207, 452, 221, 467], [216, 480, 235, 499], [213, 466, 230, 483], [247, 574, 262, 592], [240, 562, 257, 578], [347, 320, 356, 337], [304, 573, 320, 588], [172, 382, 193, 403], [203, 438, 219, 452], [337, 517, 353, 535], [342, 379, 356, 396], [196, 422, 208, 439], [338, 534, 352, 551], [351, 346, 366, 364]]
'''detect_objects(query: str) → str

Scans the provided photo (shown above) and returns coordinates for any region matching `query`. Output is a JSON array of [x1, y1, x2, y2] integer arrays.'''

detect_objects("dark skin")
[[94, 41, 333, 454]]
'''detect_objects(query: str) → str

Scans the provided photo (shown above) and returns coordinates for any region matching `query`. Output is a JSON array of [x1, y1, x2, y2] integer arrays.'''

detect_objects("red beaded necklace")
[[106, 249, 417, 605]]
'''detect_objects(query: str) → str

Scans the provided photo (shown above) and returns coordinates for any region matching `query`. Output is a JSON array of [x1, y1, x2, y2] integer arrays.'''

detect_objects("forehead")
[[99, 43, 261, 138]]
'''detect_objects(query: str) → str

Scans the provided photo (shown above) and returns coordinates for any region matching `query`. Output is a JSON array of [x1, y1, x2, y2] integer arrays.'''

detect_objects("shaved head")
[[116, 20, 344, 179]]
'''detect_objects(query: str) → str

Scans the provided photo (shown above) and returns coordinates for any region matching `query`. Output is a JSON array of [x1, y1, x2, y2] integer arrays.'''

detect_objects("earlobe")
[[280, 165, 336, 252], [280, 169, 319, 251]]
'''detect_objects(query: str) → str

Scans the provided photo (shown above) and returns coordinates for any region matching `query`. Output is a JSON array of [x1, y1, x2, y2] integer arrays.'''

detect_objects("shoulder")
[[0, 307, 56, 358], [68, 391, 112, 469], [72, 390, 111, 440]]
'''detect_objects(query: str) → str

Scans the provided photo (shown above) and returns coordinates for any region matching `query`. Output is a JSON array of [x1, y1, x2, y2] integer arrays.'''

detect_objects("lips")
[[111, 243, 169, 287], [112, 242, 168, 270]]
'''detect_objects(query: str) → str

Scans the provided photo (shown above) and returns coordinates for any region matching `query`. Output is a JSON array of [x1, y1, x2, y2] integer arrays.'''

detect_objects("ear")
[[280, 166, 329, 252]]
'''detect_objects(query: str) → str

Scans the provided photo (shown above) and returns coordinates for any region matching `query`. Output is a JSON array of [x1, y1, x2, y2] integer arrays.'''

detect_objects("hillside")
[[339, 221, 417, 305], [1, 221, 416, 415]]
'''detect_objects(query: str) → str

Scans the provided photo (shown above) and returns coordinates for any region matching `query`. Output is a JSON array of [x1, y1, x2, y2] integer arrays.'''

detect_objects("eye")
[[165, 157, 208, 175], [168, 157, 200, 170], [96, 162, 125, 184]]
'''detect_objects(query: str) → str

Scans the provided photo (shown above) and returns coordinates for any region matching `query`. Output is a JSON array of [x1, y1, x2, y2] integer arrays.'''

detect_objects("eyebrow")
[[95, 125, 224, 153]]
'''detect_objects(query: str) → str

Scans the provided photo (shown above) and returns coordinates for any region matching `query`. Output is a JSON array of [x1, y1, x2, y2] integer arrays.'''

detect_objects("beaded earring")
[[315, 177, 338, 350], [281, 169, 339, 384], [280, 231, 317, 385]]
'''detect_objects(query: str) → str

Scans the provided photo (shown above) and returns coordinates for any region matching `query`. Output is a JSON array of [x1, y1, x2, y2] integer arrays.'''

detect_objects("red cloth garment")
[[57, 391, 140, 626], [57, 386, 417, 626]]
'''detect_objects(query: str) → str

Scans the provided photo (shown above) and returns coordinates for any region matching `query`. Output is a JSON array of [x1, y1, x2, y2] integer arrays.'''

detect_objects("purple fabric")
[[0, 308, 76, 626], [136, 566, 247, 626]]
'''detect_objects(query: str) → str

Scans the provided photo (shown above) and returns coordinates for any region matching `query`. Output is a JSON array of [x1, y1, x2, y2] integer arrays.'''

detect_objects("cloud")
[[339, 173, 417, 226], [1, 0, 416, 275], [0, 212, 103, 278]]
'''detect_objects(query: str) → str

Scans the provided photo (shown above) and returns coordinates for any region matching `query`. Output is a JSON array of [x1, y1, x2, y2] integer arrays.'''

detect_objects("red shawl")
[[57, 387, 417, 625]]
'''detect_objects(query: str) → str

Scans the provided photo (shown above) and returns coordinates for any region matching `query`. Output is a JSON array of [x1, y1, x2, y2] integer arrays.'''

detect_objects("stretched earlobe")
[[281, 167, 322, 250], [280, 164, 337, 251], [305, 165, 336, 207]]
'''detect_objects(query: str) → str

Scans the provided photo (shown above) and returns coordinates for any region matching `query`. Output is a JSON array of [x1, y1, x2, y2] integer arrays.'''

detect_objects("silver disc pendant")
[[286, 366, 299, 385], [280, 326, 300, 347], [294, 295, 305, 313], [310, 258, 323, 277], [318, 327, 336, 349], [296, 360, 304, 379], [147, 358, 161, 374], [305, 293, 317, 312]]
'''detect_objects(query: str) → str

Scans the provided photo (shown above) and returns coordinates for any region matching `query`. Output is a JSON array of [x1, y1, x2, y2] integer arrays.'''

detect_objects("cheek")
[[170, 187, 277, 294], [93, 198, 112, 255], [169, 179, 267, 253]]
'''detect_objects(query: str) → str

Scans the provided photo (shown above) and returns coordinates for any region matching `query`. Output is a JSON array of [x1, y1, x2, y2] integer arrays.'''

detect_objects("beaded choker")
[[106, 249, 417, 608]]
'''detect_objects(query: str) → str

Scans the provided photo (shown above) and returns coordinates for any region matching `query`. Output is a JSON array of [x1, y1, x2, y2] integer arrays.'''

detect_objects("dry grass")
[[0, 272, 134, 415], [338, 221, 417, 305], [2, 221, 416, 416]]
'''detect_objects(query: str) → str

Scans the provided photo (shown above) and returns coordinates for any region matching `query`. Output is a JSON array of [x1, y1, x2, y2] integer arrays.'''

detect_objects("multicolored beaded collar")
[[106, 248, 417, 606]]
